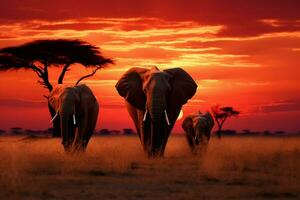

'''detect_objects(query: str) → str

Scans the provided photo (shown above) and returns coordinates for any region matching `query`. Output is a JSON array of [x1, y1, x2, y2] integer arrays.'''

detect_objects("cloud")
[[0, 98, 46, 108], [259, 99, 300, 113], [1, 0, 299, 37]]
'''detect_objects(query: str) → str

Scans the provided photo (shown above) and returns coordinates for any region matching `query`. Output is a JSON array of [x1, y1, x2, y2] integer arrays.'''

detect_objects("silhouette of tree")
[[211, 105, 240, 138], [10, 127, 23, 135], [99, 129, 112, 135], [25, 129, 36, 135], [241, 129, 251, 135], [123, 128, 135, 135], [219, 129, 237, 136], [263, 130, 272, 136], [0, 129, 5, 135], [111, 130, 121, 135], [274, 130, 285, 135], [0, 39, 113, 137]]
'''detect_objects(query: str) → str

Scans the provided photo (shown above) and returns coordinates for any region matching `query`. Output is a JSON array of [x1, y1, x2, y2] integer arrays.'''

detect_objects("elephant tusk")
[[143, 110, 148, 121], [164, 110, 170, 126], [73, 114, 76, 125], [50, 112, 58, 124]]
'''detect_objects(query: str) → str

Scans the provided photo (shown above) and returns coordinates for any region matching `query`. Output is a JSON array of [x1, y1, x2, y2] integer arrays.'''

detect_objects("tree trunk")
[[217, 128, 222, 138], [48, 102, 61, 137]]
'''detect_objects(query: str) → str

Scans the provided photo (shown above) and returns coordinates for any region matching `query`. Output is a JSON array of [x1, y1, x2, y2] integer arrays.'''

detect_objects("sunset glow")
[[0, 0, 299, 133]]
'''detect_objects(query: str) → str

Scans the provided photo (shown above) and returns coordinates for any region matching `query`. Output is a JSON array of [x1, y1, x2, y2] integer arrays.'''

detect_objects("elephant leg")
[[83, 102, 99, 149], [126, 101, 150, 152], [60, 113, 73, 152], [185, 129, 196, 152], [159, 107, 181, 156], [137, 109, 150, 152], [125, 101, 141, 138], [68, 116, 76, 143], [72, 111, 88, 152]]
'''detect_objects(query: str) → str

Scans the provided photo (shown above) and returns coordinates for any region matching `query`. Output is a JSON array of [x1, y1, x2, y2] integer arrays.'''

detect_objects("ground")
[[0, 135, 299, 200]]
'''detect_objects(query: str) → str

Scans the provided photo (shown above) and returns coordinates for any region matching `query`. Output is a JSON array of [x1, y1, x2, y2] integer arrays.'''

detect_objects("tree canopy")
[[0, 39, 113, 91], [0, 39, 113, 137], [211, 105, 240, 138]]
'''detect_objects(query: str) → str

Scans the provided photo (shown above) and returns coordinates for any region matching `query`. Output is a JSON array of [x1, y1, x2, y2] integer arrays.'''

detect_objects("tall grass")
[[0, 135, 299, 199]]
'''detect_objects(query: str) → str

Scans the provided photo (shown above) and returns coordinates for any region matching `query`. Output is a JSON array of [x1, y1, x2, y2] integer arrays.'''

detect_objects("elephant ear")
[[48, 85, 65, 111], [182, 116, 193, 132], [204, 112, 215, 130], [164, 68, 197, 106], [115, 67, 148, 110]]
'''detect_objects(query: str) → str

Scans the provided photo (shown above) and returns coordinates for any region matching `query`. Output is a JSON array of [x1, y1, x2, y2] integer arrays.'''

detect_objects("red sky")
[[0, 0, 299, 133]]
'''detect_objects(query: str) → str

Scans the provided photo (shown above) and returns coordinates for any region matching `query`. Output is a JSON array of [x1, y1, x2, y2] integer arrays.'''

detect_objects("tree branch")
[[30, 64, 44, 77], [220, 116, 227, 129], [58, 63, 71, 84], [75, 66, 101, 85], [30, 62, 53, 92], [215, 118, 221, 129], [42, 62, 53, 92]]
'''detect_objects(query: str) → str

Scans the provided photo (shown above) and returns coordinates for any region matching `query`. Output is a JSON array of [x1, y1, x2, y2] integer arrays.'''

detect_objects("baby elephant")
[[182, 111, 215, 154]]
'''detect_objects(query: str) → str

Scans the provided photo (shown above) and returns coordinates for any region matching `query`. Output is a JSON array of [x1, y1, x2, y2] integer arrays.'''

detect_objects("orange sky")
[[0, 0, 300, 133]]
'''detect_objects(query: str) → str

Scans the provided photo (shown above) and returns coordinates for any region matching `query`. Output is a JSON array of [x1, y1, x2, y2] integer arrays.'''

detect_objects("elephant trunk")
[[60, 111, 70, 151], [147, 91, 166, 157]]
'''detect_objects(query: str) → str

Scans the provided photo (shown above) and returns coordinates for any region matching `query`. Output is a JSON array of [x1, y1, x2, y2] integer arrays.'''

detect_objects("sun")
[[177, 110, 183, 120]]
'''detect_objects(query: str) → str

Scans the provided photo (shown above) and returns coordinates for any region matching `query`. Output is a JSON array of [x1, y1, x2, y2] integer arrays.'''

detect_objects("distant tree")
[[99, 129, 112, 135], [0, 39, 113, 137], [274, 130, 285, 135], [220, 129, 237, 136], [241, 129, 251, 135], [25, 129, 36, 135], [46, 128, 54, 135], [211, 105, 240, 138], [123, 128, 135, 135], [11, 127, 23, 135], [0, 129, 5, 135], [263, 130, 272, 136], [111, 130, 121, 135], [24, 129, 47, 135]]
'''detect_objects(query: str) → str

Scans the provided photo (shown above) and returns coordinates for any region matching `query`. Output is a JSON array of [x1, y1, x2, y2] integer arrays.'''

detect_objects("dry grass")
[[0, 135, 299, 199]]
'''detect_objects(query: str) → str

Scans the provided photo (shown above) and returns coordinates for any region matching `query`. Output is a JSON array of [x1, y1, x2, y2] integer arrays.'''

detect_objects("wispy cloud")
[[0, 98, 46, 108]]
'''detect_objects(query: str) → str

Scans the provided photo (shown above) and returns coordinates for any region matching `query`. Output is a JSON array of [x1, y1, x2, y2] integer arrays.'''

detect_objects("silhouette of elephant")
[[116, 66, 197, 157], [182, 111, 215, 154], [49, 84, 99, 152]]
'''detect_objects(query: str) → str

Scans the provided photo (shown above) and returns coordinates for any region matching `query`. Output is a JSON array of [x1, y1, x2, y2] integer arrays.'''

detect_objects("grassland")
[[0, 135, 299, 199]]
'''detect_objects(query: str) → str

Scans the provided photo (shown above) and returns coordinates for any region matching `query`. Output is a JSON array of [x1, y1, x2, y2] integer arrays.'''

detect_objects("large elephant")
[[115, 66, 197, 157], [49, 84, 99, 152], [182, 111, 215, 154]]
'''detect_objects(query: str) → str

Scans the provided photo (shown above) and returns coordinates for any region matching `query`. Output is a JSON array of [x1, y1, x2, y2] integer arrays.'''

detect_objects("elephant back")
[[75, 84, 97, 101]]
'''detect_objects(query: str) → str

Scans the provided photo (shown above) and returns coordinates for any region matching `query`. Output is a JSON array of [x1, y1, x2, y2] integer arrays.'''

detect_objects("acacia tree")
[[0, 39, 113, 137], [211, 105, 240, 138]]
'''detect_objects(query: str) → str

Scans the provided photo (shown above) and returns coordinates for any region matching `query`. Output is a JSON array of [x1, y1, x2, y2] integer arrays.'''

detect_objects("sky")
[[0, 0, 299, 133]]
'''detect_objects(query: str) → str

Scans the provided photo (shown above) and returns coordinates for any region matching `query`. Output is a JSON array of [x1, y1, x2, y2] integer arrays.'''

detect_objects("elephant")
[[115, 66, 197, 157], [182, 111, 215, 154], [49, 84, 99, 152]]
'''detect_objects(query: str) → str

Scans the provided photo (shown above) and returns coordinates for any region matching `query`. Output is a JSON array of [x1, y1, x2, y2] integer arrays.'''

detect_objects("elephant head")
[[49, 84, 99, 152], [182, 111, 215, 154], [116, 66, 197, 157]]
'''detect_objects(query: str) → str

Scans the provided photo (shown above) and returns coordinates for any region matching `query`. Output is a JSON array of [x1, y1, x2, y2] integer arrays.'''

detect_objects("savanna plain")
[[0, 135, 299, 200]]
